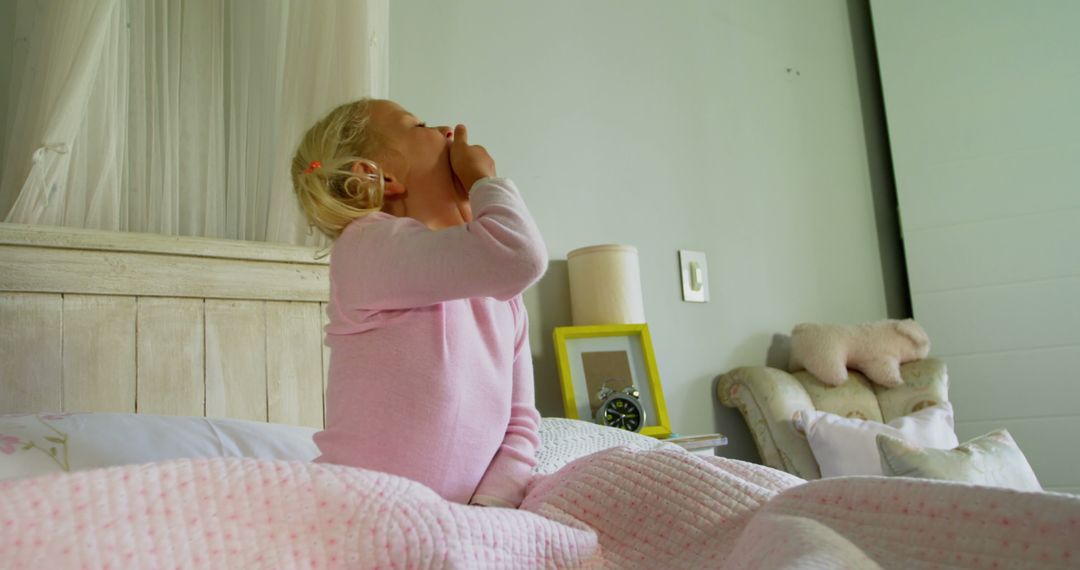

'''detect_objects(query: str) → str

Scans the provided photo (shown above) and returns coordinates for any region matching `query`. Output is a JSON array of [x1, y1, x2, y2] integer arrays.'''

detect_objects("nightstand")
[[663, 433, 728, 457]]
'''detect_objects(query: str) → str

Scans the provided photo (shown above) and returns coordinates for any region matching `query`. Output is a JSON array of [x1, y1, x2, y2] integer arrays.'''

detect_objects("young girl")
[[291, 99, 547, 508]]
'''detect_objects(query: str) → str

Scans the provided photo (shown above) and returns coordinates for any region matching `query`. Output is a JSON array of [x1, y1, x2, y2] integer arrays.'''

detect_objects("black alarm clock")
[[594, 385, 646, 432]]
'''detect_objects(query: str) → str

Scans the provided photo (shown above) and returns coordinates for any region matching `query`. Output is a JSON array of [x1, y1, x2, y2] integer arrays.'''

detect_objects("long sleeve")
[[332, 177, 548, 311], [469, 296, 542, 508]]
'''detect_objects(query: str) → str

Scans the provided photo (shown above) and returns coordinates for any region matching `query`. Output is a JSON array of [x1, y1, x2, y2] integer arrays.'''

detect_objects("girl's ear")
[[382, 177, 407, 197], [352, 160, 406, 197]]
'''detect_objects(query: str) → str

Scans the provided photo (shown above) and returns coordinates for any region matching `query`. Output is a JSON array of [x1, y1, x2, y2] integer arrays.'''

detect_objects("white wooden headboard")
[[0, 223, 330, 428]]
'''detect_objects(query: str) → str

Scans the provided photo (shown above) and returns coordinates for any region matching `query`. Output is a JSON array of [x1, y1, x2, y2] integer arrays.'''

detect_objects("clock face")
[[597, 395, 644, 432]]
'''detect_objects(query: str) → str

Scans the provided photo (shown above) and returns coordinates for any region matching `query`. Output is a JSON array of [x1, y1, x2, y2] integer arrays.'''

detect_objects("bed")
[[2, 222, 1078, 569]]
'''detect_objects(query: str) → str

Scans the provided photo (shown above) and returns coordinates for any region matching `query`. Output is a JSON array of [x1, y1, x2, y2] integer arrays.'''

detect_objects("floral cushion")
[[717, 358, 949, 479]]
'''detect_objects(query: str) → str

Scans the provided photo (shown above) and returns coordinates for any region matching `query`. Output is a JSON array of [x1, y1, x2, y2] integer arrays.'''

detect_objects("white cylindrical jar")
[[567, 244, 646, 326]]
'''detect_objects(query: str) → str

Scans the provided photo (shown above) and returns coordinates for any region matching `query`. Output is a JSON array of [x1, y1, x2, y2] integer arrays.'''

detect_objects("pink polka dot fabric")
[[2, 449, 1078, 569], [0, 458, 598, 569], [732, 476, 1080, 569]]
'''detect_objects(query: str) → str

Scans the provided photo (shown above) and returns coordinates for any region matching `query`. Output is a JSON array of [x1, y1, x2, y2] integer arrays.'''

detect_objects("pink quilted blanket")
[[2, 447, 1078, 569]]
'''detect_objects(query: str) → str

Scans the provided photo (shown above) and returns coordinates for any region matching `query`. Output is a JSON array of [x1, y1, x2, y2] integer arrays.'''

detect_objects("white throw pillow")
[[877, 429, 1042, 492], [795, 402, 958, 478], [0, 413, 319, 481]]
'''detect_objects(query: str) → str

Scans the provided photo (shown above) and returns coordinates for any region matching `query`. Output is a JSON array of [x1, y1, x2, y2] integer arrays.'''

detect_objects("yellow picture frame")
[[553, 324, 672, 438]]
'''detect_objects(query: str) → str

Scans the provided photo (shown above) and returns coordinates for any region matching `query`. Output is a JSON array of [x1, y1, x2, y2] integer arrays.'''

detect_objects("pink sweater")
[[315, 177, 548, 508]]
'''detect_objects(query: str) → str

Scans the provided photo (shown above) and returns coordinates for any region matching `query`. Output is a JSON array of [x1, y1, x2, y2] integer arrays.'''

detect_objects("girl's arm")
[[333, 178, 548, 310], [469, 296, 541, 508]]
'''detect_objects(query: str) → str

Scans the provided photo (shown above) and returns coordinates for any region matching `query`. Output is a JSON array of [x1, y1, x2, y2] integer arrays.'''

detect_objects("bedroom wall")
[[389, 0, 893, 461], [871, 0, 1080, 494]]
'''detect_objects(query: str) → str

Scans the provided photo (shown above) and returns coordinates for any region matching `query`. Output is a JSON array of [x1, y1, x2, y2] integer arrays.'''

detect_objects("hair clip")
[[303, 160, 322, 174]]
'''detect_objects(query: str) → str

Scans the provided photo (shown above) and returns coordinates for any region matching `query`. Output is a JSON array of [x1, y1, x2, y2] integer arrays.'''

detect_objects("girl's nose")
[[438, 126, 453, 139]]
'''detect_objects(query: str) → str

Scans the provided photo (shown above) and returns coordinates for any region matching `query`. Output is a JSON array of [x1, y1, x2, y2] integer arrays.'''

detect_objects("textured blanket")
[[2, 447, 1078, 569]]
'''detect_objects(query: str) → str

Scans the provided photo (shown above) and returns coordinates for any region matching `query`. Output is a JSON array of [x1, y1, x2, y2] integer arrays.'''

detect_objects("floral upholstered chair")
[[716, 358, 949, 479]]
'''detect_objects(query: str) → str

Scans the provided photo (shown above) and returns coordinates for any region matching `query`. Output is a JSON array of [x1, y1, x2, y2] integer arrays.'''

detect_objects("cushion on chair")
[[717, 358, 949, 479], [877, 429, 1042, 491], [797, 402, 958, 477]]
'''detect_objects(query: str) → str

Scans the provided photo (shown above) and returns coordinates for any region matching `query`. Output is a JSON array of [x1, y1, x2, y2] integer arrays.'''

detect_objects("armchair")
[[717, 358, 949, 479]]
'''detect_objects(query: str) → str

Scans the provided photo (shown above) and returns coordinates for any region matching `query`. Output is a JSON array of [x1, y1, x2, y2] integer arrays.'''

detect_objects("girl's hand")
[[449, 124, 496, 193]]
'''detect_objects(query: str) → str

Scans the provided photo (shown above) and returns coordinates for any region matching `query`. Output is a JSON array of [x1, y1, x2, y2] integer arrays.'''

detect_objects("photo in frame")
[[581, 350, 633, 416], [553, 324, 671, 438]]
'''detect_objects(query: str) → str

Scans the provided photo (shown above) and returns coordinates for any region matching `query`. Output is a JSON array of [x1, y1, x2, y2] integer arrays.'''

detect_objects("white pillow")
[[877, 429, 1043, 492], [535, 418, 678, 474], [0, 413, 319, 481], [795, 402, 958, 478], [0, 413, 671, 482]]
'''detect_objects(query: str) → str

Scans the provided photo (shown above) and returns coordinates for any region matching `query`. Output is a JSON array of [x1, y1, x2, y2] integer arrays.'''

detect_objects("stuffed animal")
[[788, 319, 930, 388]]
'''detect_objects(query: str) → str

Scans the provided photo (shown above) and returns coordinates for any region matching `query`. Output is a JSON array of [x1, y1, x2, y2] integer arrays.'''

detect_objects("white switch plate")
[[679, 250, 709, 303]]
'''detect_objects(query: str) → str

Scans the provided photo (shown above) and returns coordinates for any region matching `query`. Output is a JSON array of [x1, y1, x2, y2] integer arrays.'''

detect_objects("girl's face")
[[369, 100, 454, 191]]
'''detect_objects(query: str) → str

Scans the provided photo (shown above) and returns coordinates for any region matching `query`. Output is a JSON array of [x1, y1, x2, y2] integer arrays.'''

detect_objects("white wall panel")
[[947, 347, 1080, 423], [905, 210, 1080, 292], [62, 295, 136, 413], [873, 0, 1080, 492], [914, 278, 1080, 356], [1, 223, 330, 426], [0, 293, 62, 413], [205, 300, 267, 422], [136, 298, 205, 416], [898, 145, 1080, 230]]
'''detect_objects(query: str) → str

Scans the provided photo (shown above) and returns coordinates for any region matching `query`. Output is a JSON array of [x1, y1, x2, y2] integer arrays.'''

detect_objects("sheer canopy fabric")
[[0, 0, 389, 247]]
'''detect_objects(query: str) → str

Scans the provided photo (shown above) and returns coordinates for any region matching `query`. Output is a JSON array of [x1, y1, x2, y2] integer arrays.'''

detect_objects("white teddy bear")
[[788, 319, 930, 388]]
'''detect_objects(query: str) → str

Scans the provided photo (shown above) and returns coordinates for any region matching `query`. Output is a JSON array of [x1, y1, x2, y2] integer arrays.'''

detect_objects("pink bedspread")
[[2, 447, 1078, 569]]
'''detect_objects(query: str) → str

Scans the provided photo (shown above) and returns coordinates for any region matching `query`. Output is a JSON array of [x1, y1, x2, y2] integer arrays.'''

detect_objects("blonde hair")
[[291, 98, 390, 257]]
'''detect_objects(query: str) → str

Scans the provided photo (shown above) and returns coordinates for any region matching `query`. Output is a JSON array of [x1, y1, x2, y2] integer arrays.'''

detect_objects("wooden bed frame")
[[0, 223, 331, 428]]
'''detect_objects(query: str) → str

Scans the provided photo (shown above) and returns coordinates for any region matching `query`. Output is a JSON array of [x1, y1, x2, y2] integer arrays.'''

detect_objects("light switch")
[[679, 250, 709, 302], [689, 261, 703, 291]]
